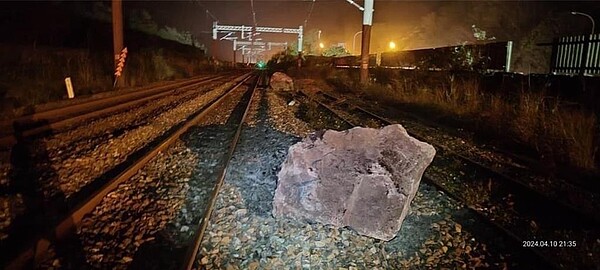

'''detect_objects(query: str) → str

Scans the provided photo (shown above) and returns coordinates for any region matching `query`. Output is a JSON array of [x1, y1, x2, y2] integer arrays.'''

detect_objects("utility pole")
[[211, 21, 219, 64], [360, 0, 374, 85], [251, 26, 255, 64], [232, 40, 237, 65], [112, 0, 125, 88]]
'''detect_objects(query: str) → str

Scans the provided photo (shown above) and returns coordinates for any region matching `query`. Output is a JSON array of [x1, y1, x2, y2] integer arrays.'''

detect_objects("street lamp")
[[352, 31, 362, 55], [571, 11, 595, 34], [318, 42, 325, 56], [389, 41, 396, 50]]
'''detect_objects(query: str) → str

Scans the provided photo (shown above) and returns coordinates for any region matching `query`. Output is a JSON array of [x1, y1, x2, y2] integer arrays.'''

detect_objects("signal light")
[[255, 61, 266, 69]]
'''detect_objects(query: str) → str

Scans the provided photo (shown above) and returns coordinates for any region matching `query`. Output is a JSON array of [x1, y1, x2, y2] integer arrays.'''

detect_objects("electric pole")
[[112, 0, 125, 88], [360, 0, 374, 85], [251, 26, 255, 64], [233, 40, 237, 66]]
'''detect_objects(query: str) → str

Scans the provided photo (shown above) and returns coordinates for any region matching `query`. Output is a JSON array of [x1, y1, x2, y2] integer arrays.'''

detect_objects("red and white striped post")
[[114, 47, 128, 87]]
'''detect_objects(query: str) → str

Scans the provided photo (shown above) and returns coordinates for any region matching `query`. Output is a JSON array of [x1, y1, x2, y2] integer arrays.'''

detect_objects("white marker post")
[[64, 77, 75, 99], [345, 0, 374, 85], [360, 0, 374, 85]]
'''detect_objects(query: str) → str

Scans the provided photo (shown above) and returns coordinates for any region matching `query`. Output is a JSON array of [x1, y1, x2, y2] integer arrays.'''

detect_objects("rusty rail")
[[4, 73, 254, 270]]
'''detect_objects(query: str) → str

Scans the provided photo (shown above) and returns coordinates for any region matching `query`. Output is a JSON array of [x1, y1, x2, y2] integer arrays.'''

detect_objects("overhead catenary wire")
[[303, 0, 316, 29], [205, 9, 218, 33], [345, 0, 364, 11], [250, 0, 257, 28], [206, 9, 218, 22], [190, 1, 218, 32], [249, 0, 258, 59]]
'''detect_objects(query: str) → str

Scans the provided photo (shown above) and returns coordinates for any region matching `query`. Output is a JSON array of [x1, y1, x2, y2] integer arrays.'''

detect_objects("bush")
[[0, 43, 212, 113], [360, 71, 598, 171]]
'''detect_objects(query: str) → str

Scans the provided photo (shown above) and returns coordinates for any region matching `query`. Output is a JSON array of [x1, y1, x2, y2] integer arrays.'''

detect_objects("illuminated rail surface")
[[179, 73, 265, 270], [300, 89, 599, 269], [2, 72, 595, 269], [2, 72, 256, 269], [312, 90, 600, 222], [0, 73, 240, 149]]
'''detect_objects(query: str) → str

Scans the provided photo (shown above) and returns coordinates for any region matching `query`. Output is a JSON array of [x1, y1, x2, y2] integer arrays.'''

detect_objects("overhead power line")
[[304, 0, 316, 28], [206, 9, 218, 22], [345, 0, 364, 11], [190, 1, 218, 26], [250, 0, 257, 27]]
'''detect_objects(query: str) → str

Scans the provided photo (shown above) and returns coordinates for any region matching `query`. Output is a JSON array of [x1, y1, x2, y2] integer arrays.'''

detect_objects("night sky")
[[133, 1, 599, 53], [1, 1, 599, 61]]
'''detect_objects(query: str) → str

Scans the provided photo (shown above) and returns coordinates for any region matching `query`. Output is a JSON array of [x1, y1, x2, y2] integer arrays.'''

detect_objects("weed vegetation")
[[288, 64, 598, 173], [0, 44, 219, 116], [365, 69, 597, 172]]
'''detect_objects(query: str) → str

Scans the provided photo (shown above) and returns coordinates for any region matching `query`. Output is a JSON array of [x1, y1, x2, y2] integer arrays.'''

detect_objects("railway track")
[[329, 91, 600, 223], [299, 90, 599, 269], [181, 86, 548, 269], [0, 73, 249, 252], [2, 72, 257, 269], [179, 72, 263, 270], [3, 72, 593, 268], [0, 73, 237, 149], [314, 90, 600, 221]]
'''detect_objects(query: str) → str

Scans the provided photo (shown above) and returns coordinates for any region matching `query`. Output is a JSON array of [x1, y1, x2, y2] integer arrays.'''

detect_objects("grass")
[[0, 43, 217, 116], [344, 70, 598, 172]]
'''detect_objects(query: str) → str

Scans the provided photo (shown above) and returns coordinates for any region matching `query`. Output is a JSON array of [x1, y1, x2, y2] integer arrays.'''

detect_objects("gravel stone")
[[194, 84, 544, 269], [40, 76, 245, 199], [77, 142, 198, 269]]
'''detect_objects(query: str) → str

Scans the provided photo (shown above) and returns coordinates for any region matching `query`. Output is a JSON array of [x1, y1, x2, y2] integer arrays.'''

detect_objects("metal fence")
[[551, 33, 600, 76]]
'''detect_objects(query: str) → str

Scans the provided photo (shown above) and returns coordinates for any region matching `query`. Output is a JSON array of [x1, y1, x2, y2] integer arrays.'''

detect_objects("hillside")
[[0, 2, 215, 114]]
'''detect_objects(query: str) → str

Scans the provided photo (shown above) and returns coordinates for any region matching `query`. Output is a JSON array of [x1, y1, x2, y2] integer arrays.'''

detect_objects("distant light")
[[389, 41, 396, 50], [319, 42, 325, 49]]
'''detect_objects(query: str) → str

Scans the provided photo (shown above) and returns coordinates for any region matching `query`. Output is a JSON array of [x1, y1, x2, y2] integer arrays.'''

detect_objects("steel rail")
[[0, 75, 229, 148], [367, 99, 600, 209], [181, 73, 263, 270], [0, 74, 232, 148], [3, 74, 221, 124], [298, 91, 356, 125], [4, 73, 254, 270], [0, 74, 243, 264], [299, 89, 562, 270], [317, 91, 600, 224]]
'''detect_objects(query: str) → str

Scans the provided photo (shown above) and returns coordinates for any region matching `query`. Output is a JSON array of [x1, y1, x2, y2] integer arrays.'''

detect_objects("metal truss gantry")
[[233, 40, 288, 52], [233, 40, 288, 63], [213, 22, 304, 52]]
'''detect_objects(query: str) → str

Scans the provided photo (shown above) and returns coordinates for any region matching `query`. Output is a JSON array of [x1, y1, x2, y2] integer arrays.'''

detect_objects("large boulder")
[[269, 72, 294, 91], [272, 124, 436, 241]]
